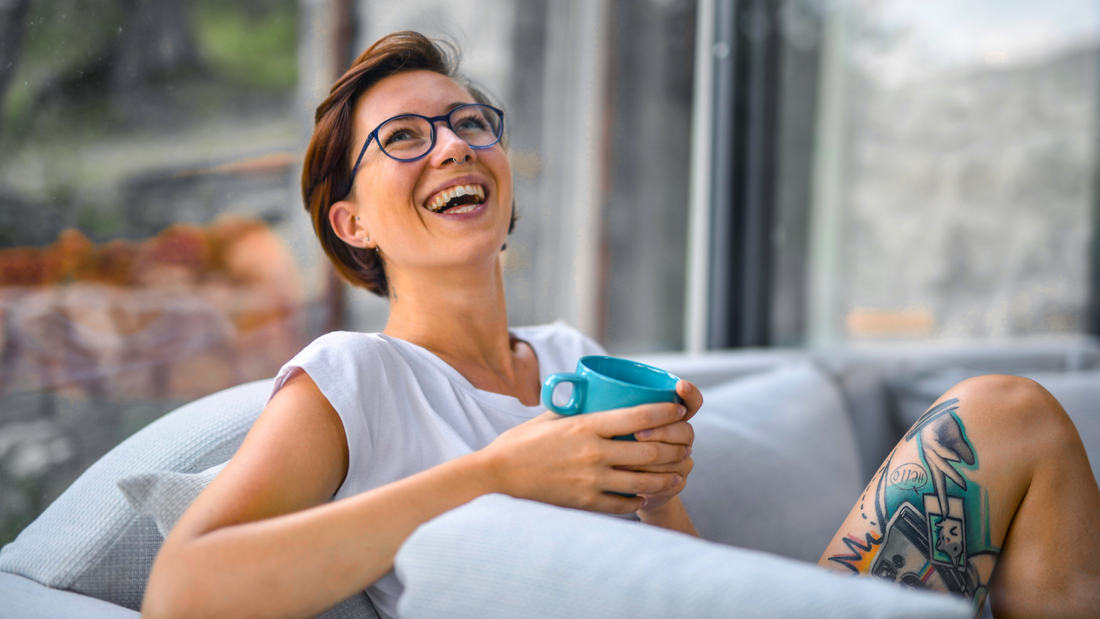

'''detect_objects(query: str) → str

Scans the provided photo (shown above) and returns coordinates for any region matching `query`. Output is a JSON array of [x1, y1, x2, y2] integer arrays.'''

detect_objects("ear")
[[329, 200, 371, 248]]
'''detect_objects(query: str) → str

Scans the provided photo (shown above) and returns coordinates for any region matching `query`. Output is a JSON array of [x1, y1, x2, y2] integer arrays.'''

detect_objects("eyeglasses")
[[348, 103, 505, 184]]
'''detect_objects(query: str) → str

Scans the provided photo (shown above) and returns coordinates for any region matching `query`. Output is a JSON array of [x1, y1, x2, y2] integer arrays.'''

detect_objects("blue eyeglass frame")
[[347, 103, 506, 188]]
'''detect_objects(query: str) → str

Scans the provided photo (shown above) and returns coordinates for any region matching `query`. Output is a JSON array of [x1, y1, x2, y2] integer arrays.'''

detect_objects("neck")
[[382, 256, 515, 380]]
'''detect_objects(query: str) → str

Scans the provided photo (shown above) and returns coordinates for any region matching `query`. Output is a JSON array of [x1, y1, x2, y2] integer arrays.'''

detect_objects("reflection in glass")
[[811, 0, 1099, 342]]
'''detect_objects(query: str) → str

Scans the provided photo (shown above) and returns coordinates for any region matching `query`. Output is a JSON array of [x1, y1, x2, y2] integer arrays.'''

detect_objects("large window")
[[810, 0, 1099, 345], [692, 0, 1100, 348], [0, 0, 330, 545]]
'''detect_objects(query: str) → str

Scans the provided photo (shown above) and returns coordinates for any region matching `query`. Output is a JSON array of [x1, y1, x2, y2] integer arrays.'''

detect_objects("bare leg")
[[818, 375, 1100, 618]]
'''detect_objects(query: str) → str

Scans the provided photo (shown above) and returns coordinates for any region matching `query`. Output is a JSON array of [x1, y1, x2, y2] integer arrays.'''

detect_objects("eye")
[[379, 117, 428, 148], [453, 113, 491, 133], [385, 130, 412, 144]]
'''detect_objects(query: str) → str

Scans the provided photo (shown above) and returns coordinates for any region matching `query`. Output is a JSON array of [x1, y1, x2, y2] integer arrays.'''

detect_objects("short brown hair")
[[302, 31, 515, 297]]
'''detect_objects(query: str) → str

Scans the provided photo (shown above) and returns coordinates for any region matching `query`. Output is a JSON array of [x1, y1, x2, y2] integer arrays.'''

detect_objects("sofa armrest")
[[394, 495, 973, 619], [0, 572, 140, 619]]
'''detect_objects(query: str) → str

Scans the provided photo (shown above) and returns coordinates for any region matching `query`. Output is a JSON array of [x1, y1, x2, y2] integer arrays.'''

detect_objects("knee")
[[951, 373, 1055, 407], [945, 374, 1079, 448]]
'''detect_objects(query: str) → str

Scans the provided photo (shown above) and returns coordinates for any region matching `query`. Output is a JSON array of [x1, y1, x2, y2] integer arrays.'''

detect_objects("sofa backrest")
[[682, 361, 863, 562], [819, 336, 1100, 479], [633, 348, 806, 391]]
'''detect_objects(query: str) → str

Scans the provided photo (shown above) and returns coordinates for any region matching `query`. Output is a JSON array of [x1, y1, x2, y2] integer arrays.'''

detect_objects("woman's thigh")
[[817, 375, 1100, 618]]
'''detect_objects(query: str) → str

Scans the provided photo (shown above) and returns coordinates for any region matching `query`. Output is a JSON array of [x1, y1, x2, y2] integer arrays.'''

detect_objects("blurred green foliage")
[[1, 0, 297, 143], [0, 0, 301, 248], [194, 0, 298, 89], [3, 1, 129, 138]]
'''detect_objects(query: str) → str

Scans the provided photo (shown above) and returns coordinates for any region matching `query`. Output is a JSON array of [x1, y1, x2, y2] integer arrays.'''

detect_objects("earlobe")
[[329, 200, 371, 248]]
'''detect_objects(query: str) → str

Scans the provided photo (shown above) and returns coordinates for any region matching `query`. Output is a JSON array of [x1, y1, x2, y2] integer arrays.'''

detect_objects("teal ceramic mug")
[[542, 356, 684, 497], [541, 355, 683, 430]]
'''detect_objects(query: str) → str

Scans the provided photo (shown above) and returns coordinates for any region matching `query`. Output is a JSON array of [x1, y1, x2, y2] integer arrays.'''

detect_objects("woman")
[[144, 32, 1100, 619], [144, 32, 698, 619]]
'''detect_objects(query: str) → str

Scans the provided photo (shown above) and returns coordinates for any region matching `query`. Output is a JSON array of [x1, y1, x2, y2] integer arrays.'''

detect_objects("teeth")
[[427, 184, 487, 212], [450, 203, 478, 214]]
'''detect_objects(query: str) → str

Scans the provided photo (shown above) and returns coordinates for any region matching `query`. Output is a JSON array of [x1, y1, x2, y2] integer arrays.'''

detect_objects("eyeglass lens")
[[376, 104, 502, 160]]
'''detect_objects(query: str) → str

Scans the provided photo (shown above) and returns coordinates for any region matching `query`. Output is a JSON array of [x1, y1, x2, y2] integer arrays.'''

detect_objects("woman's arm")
[[142, 370, 498, 618], [143, 371, 690, 619]]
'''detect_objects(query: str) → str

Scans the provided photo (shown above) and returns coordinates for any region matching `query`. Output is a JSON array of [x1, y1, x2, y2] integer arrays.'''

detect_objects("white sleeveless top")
[[268, 322, 605, 618]]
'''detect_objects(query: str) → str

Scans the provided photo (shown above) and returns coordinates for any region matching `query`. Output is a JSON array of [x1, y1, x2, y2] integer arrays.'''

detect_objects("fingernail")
[[672, 474, 682, 485], [636, 429, 653, 439], [640, 498, 649, 508], [678, 405, 686, 418], [686, 446, 692, 457]]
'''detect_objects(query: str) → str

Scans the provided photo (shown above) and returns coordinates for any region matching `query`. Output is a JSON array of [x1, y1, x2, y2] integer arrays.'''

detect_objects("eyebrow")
[[446, 101, 472, 111]]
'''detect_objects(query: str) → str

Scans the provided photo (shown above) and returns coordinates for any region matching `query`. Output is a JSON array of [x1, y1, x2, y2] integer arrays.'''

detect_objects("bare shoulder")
[[167, 370, 350, 542]]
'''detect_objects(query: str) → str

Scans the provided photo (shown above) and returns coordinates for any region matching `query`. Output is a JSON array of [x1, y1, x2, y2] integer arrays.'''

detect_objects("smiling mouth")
[[426, 184, 487, 214]]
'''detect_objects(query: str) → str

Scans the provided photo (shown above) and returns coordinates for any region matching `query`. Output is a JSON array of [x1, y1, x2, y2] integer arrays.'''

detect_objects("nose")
[[430, 122, 475, 166]]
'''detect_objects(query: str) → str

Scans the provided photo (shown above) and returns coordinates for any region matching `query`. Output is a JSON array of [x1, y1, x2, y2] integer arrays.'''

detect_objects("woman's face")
[[336, 70, 513, 278]]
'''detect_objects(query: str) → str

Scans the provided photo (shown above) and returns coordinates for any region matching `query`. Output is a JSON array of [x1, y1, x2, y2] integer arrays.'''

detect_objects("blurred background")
[[0, 0, 1097, 545]]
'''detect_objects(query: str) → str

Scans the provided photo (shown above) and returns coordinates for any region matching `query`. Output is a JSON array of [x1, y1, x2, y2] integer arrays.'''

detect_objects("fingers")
[[676, 380, 703, 421], [616, 455, 693, 475], [602, 438, 689, 467], [502, 400, 695, 515], [586, 401, 686, 438], [634, 420, 694, 446], [603, 469, 683, 497]]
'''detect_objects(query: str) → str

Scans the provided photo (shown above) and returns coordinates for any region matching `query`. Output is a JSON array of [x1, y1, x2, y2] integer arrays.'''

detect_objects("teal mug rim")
[[575, 355, 682, 392]]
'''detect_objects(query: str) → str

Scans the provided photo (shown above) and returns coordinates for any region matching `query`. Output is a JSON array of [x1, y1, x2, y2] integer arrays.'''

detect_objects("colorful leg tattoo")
[[828, 399, 999, 612]]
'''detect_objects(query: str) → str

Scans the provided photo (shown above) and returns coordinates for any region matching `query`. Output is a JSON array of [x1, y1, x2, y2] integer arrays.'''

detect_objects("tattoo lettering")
[[888, 463, 927, 490], [828, 398, 999, 611]]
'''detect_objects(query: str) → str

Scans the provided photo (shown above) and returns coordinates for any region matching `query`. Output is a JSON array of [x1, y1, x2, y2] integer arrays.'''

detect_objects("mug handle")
[[541, 373, 587, 415]]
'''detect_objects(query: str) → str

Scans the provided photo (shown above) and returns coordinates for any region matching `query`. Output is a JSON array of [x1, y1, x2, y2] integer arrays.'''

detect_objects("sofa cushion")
[[680, 361, 863, 562], [117, 463, 227, 537], [892, 368, 1100, 483], [0, 572, 141, 619], [395, 494, 972, 619]]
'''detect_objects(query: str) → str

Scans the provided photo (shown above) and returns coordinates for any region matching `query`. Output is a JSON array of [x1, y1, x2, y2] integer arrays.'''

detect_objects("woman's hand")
[[482, 398, 690, 514], [631, 380, 701, 535]]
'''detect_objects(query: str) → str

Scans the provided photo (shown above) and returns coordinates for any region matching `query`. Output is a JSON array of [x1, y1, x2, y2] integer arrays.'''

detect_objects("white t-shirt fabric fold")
[[269, 321, 605, 619]]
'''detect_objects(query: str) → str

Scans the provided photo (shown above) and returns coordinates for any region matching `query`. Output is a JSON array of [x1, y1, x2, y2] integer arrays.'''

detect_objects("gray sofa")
[[2, 337, 1098, 618]]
